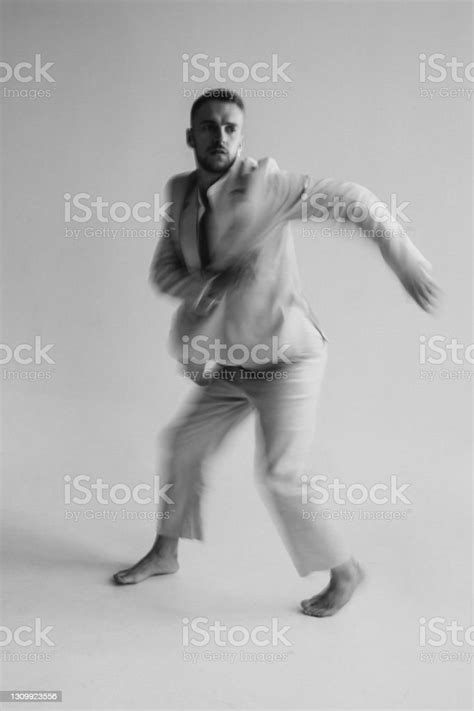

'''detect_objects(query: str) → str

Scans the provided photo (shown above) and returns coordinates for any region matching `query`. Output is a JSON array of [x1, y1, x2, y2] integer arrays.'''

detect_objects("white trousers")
[[157, 343, 351, 576]]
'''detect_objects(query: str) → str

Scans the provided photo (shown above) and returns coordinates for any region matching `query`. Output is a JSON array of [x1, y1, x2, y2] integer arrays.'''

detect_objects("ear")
[[186, 128, 195, 148]]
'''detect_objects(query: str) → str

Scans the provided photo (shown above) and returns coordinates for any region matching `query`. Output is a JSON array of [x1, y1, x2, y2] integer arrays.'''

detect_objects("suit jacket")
[[150, 156, 431, 371]]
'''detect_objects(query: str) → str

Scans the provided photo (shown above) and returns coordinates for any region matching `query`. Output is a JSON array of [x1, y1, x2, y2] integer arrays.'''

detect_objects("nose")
[[212, 126, 227, 145]]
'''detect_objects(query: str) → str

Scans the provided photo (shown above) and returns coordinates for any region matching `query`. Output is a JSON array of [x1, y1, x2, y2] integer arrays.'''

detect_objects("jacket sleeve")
[[291, 175, 432, 278], [149, 178, 213, 304], [237, 158, 432, 279]]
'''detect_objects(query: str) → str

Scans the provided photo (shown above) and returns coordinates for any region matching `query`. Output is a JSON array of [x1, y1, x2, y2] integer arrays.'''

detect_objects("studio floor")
[[2, 424, 472, 710]]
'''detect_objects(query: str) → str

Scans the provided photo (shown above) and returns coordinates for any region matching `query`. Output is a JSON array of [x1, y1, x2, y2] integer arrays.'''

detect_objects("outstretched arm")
[[298, 176, 440, 312], [207, 158, 439, 312]]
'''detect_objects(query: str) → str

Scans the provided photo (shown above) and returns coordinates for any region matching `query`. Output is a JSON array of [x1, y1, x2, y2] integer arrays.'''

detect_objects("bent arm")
[[150, 232, 206, 302], [149, 177, 217, 311], [150, 234, 222, 315]]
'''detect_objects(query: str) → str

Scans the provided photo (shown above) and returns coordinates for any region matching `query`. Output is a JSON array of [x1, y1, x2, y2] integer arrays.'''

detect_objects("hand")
[[193, 290, 220, 317], [399, 262, 441, 313], [193, 262, 257, 316]]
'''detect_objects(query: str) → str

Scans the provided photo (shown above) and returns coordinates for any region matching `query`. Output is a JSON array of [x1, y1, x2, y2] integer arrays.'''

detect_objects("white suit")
[[149, 156, 430, 574]]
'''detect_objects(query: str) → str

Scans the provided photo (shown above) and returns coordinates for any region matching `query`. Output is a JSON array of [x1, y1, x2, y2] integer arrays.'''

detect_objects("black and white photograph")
[[1, 0, 472, 709]]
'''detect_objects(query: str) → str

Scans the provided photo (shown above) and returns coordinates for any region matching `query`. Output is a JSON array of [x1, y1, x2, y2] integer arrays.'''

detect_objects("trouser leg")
[[251, 352, 351, 576], [157, 379, 251, 539]]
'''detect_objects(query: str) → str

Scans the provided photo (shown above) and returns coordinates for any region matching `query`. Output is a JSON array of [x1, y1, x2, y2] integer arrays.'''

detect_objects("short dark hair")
[[190, 89, 245, 125]]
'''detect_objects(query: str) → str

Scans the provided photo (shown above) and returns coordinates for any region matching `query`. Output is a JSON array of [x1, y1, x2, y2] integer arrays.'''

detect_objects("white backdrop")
[[1, 1, 472, 709]]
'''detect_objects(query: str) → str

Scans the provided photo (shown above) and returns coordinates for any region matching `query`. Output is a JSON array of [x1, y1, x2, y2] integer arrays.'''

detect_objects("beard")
[[195, 149, 238, 174]]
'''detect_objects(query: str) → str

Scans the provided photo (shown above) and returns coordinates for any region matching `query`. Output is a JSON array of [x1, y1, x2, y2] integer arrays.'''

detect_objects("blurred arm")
[[290, 175, 440, 311], [149, 178, 217, 312]]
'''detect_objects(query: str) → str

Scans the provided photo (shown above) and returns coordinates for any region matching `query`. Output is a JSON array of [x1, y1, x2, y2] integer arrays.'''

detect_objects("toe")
[[113, 572, 129, 584], [307, 603, 334, 617], [301, 604, 323, 617]]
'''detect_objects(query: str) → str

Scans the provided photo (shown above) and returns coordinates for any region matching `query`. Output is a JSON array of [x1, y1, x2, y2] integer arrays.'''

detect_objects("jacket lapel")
[[176, 172, 201, 271], [174, 157, 258, 272]]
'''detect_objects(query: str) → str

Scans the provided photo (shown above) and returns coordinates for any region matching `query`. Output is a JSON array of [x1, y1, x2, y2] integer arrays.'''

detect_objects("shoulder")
[[242, 156, 307, 204], [235, 156, 288, 192], [243, 156, 304, 187], [239, 156, 281, 177], [163, 170, 196, 197]]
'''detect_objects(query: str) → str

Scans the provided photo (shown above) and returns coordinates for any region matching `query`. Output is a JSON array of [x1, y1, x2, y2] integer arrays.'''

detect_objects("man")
[[113, 89, 438, 616]]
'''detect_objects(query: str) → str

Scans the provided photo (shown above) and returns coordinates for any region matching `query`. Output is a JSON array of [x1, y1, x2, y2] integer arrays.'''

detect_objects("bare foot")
[[113, 536, 179, 585], [300, 558, 364, 617]]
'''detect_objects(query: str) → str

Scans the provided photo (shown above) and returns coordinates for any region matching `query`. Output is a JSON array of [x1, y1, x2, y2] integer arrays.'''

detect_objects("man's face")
[[187, 100, 244, 174]]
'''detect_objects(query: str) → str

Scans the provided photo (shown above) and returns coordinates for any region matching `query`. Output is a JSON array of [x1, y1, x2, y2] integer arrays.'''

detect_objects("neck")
[[195, 155, 241, 193], [196, 168, 225, 194]]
